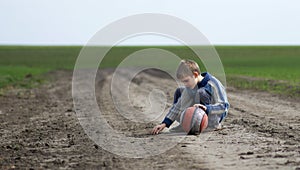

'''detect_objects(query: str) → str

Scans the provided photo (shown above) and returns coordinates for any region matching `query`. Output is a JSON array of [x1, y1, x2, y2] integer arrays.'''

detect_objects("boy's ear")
[[193, 72, 198, 77]]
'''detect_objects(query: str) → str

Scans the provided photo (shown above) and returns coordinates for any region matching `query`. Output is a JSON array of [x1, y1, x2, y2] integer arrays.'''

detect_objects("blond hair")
[[176, 59, 201, 79]]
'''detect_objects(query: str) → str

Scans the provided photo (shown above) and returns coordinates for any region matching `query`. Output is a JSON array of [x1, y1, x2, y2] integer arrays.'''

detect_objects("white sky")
[[1, 0, 300, 45]]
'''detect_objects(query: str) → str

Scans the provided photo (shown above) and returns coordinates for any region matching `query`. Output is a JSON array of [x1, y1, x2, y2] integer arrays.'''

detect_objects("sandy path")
[[0, 69, 299, 169]]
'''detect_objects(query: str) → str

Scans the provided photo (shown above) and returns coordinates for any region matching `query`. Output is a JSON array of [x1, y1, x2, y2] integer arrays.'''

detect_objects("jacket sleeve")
[[205, 80, 230, 115], [162, 97, 182, 128]]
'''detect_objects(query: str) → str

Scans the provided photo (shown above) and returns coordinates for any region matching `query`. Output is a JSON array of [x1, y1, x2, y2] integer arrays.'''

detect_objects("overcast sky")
[[1, 0, 300, 45]]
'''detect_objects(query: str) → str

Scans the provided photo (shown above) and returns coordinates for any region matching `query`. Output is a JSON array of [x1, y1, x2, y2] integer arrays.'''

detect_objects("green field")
[[0, 46, 299, 97]]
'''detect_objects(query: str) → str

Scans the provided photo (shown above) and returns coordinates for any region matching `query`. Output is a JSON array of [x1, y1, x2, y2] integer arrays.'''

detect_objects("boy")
[[151, 59, 229, 135]]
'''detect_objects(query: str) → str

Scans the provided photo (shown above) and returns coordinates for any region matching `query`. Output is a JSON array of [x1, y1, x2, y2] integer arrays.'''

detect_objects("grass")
[[217, 46, 300, 83], [216, 46, 300, 97], [0, 45, 299, 97], [0, 66, 48, 88], [0, 46, 80, 88]]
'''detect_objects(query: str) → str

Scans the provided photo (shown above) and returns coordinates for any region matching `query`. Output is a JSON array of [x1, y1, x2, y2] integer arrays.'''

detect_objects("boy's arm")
[[161, 97, 182, 128], [205, 81, 230, 115]]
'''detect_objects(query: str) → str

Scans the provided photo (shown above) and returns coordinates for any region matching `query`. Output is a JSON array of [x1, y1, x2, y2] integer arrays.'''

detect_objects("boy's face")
[[180, 75, 197, 89]]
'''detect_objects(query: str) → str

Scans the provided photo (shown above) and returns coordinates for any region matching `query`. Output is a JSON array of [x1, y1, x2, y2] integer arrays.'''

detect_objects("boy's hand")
[[151, 123, 166, 135], [193, 104, 207, 111]]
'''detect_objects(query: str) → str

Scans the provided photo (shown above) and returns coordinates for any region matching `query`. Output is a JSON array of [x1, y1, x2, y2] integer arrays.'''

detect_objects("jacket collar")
[[197, 72, 210, 88]]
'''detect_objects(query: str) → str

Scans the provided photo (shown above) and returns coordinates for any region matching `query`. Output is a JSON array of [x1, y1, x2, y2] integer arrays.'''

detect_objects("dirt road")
[[0, 69, 299, 169]]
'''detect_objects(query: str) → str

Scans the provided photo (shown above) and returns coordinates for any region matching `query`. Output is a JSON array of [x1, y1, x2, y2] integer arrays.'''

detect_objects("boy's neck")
[[191, 75, 204, 89], [197, 75, 204, 83]]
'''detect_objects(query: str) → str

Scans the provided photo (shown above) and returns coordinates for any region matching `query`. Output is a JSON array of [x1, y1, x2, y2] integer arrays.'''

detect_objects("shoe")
[[214, 124, 224, 131], [169, 125, 185, 133]]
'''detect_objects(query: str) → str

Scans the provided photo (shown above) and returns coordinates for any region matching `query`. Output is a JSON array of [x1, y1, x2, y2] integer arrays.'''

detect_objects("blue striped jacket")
[[162, 72, 230, 128]]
